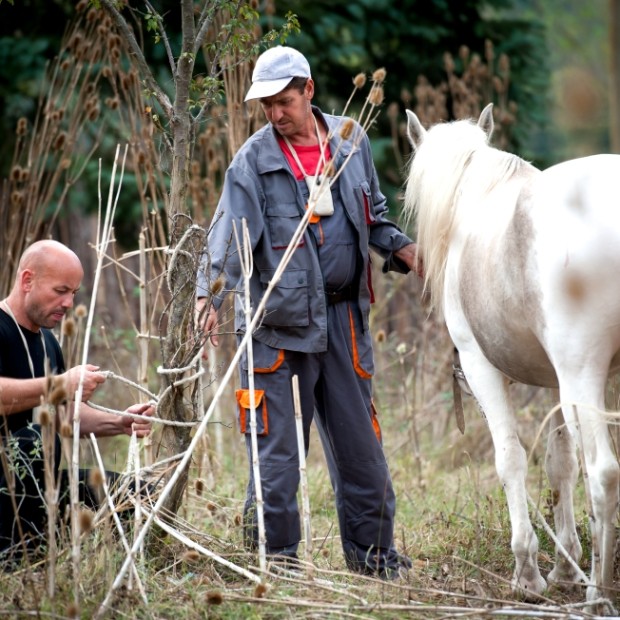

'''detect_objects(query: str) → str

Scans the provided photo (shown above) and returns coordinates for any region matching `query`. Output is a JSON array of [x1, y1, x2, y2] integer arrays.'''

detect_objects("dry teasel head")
[[368, 85, 385, 106], [62, 317, 76, 338], [182, 550, 200, 563], [16, 117, 28, 136], [104, 97, 120, 110], [88, 468, 105, 488], [372, 67, 386, 84], [387, 102, 399, 120], [210, 275, 225, 296], [498, 53, 510, 74], [205, 591, 224, 605], [10, 191, 23, 207], [10, 165, 22, 182], [254, 583, 268, 598], [353, 73, 366, 89], [49, 383, 68, 408], [53, 132, 67, 151], [195, 478, 205, 496], [38, 406, 52, 426], [74, 304, 88, 318], [339, 118, 355, 141], [78, 508, 94, 534], [60, 421, 72, 437]]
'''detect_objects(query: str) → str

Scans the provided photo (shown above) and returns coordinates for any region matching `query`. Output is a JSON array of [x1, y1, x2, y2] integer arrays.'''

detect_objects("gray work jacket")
[[197, 106, 413, 353]]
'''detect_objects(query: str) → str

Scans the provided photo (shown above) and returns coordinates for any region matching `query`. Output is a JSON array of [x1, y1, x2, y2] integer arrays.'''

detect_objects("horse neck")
[[412, 144, 527, 315]]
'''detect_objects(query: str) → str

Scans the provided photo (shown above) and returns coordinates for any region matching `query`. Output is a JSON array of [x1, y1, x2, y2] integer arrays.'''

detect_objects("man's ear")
[[21, 269, 34, 292], [305, 78, 315, 99]]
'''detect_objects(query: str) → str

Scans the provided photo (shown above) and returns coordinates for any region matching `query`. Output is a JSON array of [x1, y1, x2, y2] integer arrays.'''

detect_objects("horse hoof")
[[512, 574, 547, 601], [586, 586, 618, 616], [547, 567, 581, 591]]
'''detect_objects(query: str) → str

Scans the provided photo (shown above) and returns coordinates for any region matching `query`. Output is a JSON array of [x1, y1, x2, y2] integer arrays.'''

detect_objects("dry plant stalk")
[[393, 39, 517, 162], [0, 2, 132, 296], [292, 375, 313, 574], [233, 219, 267, 573]]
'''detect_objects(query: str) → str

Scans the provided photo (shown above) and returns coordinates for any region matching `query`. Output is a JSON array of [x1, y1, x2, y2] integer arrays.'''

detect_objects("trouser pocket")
[[236, 388, 268, 435]]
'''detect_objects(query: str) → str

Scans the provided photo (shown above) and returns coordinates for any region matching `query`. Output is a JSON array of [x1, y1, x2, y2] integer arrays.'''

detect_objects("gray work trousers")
[[237, 300, 402, 574]]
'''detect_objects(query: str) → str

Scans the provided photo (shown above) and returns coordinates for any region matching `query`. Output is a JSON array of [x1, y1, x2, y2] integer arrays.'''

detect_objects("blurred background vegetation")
[[0, 0, 615, 251]]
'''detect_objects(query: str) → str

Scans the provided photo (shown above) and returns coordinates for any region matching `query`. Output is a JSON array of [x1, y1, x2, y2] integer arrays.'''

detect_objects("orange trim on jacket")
[[348, 305, 372, 379], [254, 349, 285, 373]]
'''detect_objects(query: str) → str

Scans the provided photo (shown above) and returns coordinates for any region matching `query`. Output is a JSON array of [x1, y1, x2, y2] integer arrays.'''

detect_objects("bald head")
[[18, 240, 82, 276], [5, 240, 84, 332]]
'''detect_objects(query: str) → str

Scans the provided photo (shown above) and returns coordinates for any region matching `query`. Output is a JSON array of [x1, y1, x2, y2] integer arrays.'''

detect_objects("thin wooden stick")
[[291, 375, 313, 575], [234, 218, 267, 572], [138, 230, 153, 466], [70, 144, 128, 604], [89, 434, 147, 603]]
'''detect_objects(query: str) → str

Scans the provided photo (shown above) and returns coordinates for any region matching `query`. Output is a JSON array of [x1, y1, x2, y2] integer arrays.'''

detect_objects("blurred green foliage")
[[0, 0, 555, 238]]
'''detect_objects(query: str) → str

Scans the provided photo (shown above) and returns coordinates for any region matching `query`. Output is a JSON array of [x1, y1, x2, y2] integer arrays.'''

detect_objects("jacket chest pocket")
[[358, 182, 376, 224], [266, 202, 305, 250], [259, 268, 309, 327]]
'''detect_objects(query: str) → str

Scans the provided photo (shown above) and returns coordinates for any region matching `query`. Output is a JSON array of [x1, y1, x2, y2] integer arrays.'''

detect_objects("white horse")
[[404, 103, 620, 608]]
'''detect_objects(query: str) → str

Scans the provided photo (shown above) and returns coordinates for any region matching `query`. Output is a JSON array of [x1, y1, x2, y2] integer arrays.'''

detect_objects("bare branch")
[[100, 0, 173, 118], [144, 0, 177, 75]]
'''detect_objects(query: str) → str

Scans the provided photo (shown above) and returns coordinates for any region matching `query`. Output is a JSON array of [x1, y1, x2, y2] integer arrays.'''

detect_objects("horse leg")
[[558, 377, 619, 606], [458, 349, 547, 598], [544, 407, 582, 588]]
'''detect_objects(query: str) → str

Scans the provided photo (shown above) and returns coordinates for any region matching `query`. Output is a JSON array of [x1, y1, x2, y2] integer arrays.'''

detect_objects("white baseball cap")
[[245, 46, 311, 101]]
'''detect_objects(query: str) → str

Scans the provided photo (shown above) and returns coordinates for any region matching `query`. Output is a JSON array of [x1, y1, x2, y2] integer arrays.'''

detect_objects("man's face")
[[259, 80, 313, 139], [23, 263, 83, 331]]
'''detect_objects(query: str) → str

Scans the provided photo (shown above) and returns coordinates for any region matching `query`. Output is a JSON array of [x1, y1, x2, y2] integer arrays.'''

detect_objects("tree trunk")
[[158, 0, 203, 515]]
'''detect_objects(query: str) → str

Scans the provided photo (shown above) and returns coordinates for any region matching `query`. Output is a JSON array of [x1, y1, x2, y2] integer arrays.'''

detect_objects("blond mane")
[[403, 118, 524, 315]]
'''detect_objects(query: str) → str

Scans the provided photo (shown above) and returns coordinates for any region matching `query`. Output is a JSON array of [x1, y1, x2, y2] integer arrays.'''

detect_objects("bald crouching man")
[[0, 240, 153, 564]]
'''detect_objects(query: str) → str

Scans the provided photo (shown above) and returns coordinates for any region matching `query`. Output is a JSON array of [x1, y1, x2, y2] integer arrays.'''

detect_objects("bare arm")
[[78, 402, 154, 438], [0, 364, 106, 415]]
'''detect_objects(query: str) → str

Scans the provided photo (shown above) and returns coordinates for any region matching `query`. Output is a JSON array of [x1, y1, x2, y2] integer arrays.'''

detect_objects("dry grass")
[[0, 302, 616, 619]]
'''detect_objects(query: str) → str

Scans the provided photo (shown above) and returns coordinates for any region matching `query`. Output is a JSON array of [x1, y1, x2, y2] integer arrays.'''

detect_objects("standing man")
[[197, 46, 420, 578], [0, 239, 153, 561]]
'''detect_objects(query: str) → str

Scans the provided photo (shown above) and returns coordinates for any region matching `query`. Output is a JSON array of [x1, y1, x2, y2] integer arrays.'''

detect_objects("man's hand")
[[120, 402, 154, 438], [61, 364, 106, 401], [196, 297, 220, 359], [394, 242, 424, 279]]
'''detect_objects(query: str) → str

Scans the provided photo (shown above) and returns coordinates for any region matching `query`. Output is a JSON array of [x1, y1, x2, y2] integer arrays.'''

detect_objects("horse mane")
[[403, 118, 526, 315]]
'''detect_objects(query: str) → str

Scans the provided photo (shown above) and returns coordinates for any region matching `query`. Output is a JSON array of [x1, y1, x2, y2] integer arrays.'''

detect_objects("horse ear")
[[406, 109, 426, 150], [478, 103, 495, 140]]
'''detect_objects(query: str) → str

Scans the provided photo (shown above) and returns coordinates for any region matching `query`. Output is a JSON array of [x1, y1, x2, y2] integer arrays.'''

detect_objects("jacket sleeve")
[[197, 163, 265, 307], [360, 134, 414, 274]]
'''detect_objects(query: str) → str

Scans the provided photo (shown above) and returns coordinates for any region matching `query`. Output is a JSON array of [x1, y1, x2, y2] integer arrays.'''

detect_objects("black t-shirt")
[[0, 308, 65, 434]]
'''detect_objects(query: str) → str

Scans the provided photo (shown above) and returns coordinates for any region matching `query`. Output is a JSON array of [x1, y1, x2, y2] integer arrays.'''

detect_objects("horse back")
[[454, 153, 620, 388]]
